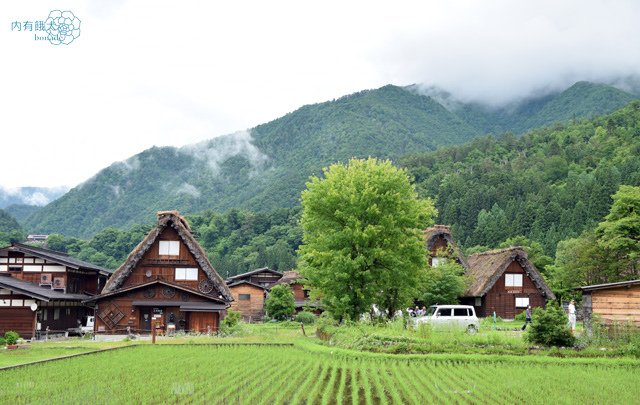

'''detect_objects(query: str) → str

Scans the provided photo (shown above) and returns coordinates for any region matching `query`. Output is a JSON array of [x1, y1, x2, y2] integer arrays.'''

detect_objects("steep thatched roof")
[[464, 247, 555, 300], [424, 225, 469, 269], [102, 211, 232, 302]]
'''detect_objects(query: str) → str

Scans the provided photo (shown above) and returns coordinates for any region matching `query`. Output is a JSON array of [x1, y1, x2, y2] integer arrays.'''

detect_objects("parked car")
[[414, 305, 479, 333], [67, 316, 95, 336]]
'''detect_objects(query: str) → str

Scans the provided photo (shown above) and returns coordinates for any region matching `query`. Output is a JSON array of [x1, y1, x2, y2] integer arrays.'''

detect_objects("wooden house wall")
[[480, 261, 546, 318], [120, 227, 208, 291], [587, 285, 640, 326], [94, 287, 219, 334], [37, 303, 90, 332], [0, 290, 36, 337], [229, 284, 265, 322]]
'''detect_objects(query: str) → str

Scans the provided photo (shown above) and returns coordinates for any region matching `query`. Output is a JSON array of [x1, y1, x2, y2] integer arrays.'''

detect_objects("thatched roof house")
[[103, 211, 231, 301], [88, 211, 232, 334], [424, 225, 469, 269], [460, 247, 555, 318]]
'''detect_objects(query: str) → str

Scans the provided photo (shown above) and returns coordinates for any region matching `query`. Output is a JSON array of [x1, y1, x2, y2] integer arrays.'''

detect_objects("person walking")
[[568, 300, 577, 333], [521, 305, 532, 330]]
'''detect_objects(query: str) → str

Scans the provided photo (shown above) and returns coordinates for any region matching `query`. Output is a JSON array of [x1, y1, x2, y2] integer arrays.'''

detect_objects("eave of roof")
[[0, 243, 112, 275], [577, 279, 640, 292], [0, 275, 90, 302], [226, 267, 283, 281]]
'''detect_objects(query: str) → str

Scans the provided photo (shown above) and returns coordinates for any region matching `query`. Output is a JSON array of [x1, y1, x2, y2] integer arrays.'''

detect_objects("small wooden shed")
[[578, 279, 640, 327]]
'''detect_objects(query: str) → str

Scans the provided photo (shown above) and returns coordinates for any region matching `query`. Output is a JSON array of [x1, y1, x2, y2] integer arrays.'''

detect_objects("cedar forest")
[[1, 90, 639, 300]]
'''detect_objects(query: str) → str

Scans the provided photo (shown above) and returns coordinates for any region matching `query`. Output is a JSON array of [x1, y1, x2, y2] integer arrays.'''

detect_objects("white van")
[[414, 305, 479, 333]]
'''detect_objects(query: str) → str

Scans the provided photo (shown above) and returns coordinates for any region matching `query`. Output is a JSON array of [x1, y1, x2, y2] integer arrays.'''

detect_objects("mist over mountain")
[[22, 81, 638, 237], [0, 186, 68, 209]]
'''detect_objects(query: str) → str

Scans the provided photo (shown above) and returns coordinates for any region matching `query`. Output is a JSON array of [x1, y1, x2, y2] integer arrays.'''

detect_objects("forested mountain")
[[22, 82, 637, 237], [38, 102, 640, 278], [429, 81, 637, 135], [4, 204, 41, 222], [0, 209, 25, 246], [402, 101, 640, 255]]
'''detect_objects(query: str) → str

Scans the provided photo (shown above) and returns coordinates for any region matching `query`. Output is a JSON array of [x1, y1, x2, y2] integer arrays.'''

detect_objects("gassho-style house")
[[85, 211, 232, 335], [424, 225, 555, 319]]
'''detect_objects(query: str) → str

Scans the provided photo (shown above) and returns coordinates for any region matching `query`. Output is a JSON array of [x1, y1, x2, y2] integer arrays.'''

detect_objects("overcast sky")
[[1, 0, 639, 189]]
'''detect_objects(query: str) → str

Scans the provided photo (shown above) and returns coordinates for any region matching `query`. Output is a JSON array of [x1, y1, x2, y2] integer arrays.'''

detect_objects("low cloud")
[[175, 183, 201, 198], [181, 130, 269, 176]]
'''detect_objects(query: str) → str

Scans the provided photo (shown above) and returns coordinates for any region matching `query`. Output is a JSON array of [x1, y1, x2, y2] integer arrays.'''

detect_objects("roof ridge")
[[469, 246, 526, 257]]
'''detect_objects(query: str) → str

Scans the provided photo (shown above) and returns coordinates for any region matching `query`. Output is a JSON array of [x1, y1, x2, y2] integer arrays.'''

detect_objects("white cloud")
[[0, 1, 638, 188], [181, 130, 269, 176]]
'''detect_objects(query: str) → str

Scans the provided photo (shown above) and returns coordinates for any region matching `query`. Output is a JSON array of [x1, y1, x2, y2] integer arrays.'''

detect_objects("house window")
[[175, 267, 198, 281], [303, 289, 310, 299], [432, 257, 447, 267], [159, 241, 180, 256], [505, 274, 523, 287], [515, 297, 529, 307], [474, 297, 481, 306], [239, 294, 251, 301], [42, 309, 48, 321], [54, 308, 60, 320]]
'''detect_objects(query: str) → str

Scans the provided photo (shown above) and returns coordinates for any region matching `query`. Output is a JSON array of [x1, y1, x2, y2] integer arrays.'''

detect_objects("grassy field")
[[1, 343, 639, 404]]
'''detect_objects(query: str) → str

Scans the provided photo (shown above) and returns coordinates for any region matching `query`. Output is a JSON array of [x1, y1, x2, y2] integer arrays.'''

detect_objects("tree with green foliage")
[[421, 261, 468, 307], [299, 157, 437, 321], [525, 304, 575, 347], [265, 284, 295, 321], [596, 185, 640, 276]]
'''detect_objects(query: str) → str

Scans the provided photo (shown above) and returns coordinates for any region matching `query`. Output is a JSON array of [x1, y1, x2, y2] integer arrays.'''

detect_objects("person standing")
[[568, 300, 577, 333], [521, 305, 532, 330]]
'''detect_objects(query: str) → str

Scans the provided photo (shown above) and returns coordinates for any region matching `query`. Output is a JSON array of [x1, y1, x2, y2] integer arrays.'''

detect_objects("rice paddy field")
[[1, 343, 639, 404]]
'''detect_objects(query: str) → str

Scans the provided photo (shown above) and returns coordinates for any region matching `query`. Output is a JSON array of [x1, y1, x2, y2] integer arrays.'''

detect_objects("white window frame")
[[175, 267, 198, 281], [505, 273, 523, 287], [159, 241, 180, 256], [515, 297, 530, 308]]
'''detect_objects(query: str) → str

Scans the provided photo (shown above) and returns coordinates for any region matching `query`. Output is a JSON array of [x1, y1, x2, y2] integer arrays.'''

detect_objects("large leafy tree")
[[596, 185, 640, 276], [299, 157, 437, 321]]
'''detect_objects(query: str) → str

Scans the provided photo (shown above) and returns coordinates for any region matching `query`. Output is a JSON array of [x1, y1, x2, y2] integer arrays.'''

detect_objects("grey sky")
[[1, 0, 639, 188]]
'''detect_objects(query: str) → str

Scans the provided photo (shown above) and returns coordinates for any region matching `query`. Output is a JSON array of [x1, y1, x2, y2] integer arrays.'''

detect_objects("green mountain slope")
[[24, 85, 481, 237], [23, 82, 638, 238], [402, 101, 640, 255], [445, 81, 636, 135]]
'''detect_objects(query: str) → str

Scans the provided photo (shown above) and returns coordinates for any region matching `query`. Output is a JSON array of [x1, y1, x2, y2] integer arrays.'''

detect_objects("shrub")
[[295, 311, 316, 325], [515, 310, 526, 322], [220, 310, 243, 336], [0, 336, 5, 346], [4, 331, 19, 345], [525, 305, 574, 347], [265, 284, 295, 321]]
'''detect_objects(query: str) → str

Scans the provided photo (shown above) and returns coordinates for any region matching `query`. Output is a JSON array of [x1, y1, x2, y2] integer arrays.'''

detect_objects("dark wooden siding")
[[481, 260, 547, 319], [94, 288, 220, 334], [0, 307, 35, 338], [120, 227, 209, 291]]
